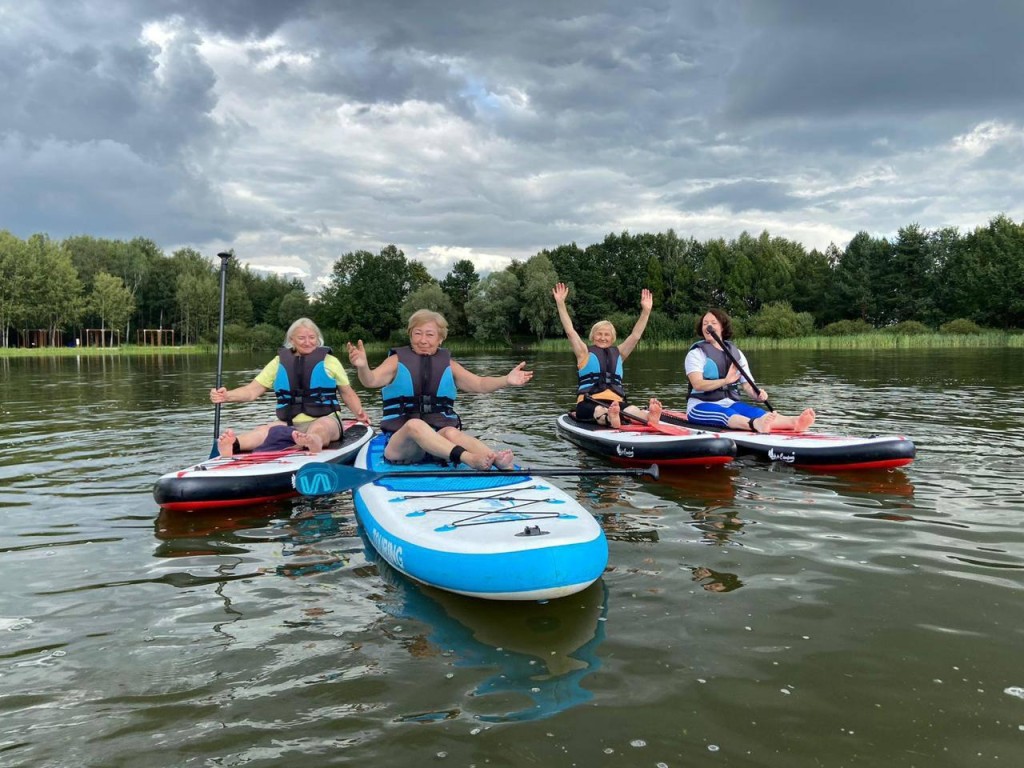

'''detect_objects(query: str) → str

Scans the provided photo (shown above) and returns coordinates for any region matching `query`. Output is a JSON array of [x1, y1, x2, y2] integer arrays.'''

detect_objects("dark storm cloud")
[[727, 0, 1024, 122], [678, 180, 803, 214], [2, 0, 1022, 286]]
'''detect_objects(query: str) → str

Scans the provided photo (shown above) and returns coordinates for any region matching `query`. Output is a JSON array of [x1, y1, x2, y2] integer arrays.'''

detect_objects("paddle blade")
[[293, 463, 376, 495]]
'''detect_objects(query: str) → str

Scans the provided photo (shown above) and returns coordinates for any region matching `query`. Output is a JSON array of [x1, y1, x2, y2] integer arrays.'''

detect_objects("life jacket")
[[577, 345, 625, 400], [380, 346, 460, 433], [686, 340, 743, 402], [273, 346, 341, 424]]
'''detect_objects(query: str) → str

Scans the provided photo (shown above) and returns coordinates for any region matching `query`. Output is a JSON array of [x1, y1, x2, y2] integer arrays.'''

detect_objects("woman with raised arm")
[[347, 309, 532, 470], [210, 317, 370, 456], [685, 308, 815, 433], [552, 282, 662, 428]]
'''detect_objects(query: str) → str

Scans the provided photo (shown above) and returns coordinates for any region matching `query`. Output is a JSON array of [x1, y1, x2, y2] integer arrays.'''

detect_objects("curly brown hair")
[[696, 308, 733, 340]]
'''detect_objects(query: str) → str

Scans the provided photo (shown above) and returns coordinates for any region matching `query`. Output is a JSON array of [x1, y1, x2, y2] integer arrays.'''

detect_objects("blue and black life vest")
[[686, 340, 743, 402], [380, 346, 460, 433], [274, 346, 341, 424], [577, 345, 625, 400]]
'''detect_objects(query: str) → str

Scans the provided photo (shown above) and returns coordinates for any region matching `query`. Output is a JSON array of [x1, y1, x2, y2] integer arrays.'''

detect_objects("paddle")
[[704, 325, 774, 412], [293, 461, 660, 496], [210, 251, 232, 458]]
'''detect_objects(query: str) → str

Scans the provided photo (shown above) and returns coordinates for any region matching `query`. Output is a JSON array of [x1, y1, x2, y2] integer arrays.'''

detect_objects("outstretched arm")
[[618, 288, 653, 359], [451, 360, 534, 393], [552, 283, 589, 366], [210, 379, 268, 404]]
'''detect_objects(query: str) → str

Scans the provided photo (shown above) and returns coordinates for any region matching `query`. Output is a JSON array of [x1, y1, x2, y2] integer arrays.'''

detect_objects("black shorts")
[[573, 397, 628, 423]]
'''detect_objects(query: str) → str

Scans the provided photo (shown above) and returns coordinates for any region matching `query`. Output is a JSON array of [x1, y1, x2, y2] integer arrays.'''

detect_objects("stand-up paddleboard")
[[555, 413, 735, 468], [297, 433, 617, 601], [661, 412, 915, 471], [154, 422, 373, 511]]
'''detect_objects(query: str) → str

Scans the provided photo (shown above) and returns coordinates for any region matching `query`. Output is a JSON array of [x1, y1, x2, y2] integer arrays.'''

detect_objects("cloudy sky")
[[3, 1, 1023, 291]]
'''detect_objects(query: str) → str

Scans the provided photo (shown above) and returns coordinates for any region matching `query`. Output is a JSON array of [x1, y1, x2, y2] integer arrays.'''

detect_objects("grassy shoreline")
[[2, 331, 1021, 358]]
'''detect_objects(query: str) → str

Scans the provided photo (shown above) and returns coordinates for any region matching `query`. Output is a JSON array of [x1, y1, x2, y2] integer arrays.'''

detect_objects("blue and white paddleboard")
[[351, 434, 608, 601]]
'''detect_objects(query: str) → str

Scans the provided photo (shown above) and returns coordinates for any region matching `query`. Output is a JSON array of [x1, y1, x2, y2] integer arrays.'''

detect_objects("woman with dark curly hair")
[[684, 309, 815, 433]]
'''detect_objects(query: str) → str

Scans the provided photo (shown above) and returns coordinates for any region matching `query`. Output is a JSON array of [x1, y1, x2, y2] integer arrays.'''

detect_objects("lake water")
[[1, 348, 1023, 767]]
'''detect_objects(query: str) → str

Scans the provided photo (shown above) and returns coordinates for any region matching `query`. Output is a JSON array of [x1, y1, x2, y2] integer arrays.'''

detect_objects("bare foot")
[[607, 401, 622, 429], [795, 408, 816, 432], [648, 398, 663, 426], [217, 429, 236, 457], [292, 430, 324, 454], [462, 450, 495, 470], [752, 412, 777, 434], [493, 449, 515, 470]]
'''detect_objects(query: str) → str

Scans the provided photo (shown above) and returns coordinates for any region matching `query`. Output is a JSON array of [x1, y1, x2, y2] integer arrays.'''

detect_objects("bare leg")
[[493, 449, 515, 470], [217, 429, 236, 457], [607, 401, 622, 429], [647, 398, 662, 426], [765, 408, 816, 432], [752, 412, 777, 433], [439, 427, 504, 469], [795, 408, 816, 431], [385, 421, 496, 469], [291, 430, 324, 454]]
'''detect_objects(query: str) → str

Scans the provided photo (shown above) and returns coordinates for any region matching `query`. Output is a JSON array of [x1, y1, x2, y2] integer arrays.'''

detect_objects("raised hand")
[[347, 340, 367, 368], [552, 283, 569, 304], [640, 288, 653, 312]]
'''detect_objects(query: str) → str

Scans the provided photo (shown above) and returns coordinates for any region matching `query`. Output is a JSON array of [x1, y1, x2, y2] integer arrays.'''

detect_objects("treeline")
[[0, 232, 308, 348], [2, 213, 1023, 349]]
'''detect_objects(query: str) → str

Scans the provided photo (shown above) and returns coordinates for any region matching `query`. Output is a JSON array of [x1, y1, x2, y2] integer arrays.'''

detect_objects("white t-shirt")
[[684, 343, 751, 408]]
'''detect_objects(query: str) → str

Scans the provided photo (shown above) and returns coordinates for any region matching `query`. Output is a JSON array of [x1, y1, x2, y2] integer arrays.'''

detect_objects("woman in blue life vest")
[[347, 309, 533, 470], [685, 309, 815, 433], [552, 282, 663, 429], [209, 318, 370, 455]]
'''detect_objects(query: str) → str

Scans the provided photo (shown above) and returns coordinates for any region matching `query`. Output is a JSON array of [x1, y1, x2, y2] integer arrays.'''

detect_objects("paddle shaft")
[[211, 252, 232, 456], [294, 461, 659, 495], [705, 325, 774, 412], [581, 395, 688, 435]]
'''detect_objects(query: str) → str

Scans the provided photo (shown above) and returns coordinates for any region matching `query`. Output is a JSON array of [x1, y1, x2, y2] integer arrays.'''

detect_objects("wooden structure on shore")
[[136, 329, 175, 346]]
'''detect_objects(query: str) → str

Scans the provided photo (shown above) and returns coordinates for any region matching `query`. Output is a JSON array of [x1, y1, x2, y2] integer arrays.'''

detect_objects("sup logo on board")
[[615, 444, 635, 458], [293, 465, 337, 495], [767, 448, 796, 463]]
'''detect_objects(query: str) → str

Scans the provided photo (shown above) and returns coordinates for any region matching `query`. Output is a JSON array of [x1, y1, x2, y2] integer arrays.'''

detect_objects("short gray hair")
[[284, 317, 324, 349]]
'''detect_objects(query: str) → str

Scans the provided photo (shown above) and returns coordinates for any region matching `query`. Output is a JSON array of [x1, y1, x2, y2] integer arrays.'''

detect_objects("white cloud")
[[3, 1, 1024, 291]]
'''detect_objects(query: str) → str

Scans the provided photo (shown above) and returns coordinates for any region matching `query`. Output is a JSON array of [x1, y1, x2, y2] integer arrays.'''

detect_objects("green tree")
[[465, 271, 521, 344], [89, 273, 136, 346], [278, 289, 310, 329], [23, 235, 83, 346], [317, 245, 417, 339], [440, 259, 480, 337], [0, 231, 31, 347], [747, 301, 814, 338], [171, 248, 218, 344], [400, 283, 455, 325], [830, 232, 889, 323], [519, 253, 559, 340]]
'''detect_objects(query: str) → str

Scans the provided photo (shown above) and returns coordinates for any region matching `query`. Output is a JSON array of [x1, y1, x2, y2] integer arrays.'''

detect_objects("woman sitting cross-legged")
[[347, 309, 533, 470]]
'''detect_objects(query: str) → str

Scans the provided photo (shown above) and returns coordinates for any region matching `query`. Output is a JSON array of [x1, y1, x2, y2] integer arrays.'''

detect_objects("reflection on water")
[[3, 349, 1024, 767], [376, 558, 607, 724], [153, 501, 609, 724]]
